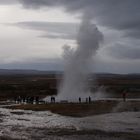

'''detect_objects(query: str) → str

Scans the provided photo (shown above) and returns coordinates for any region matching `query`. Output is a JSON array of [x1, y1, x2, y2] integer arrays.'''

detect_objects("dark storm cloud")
[[17, 0, 140, 39], [105, 43, 140, 60], [12, 21, 78, 40]]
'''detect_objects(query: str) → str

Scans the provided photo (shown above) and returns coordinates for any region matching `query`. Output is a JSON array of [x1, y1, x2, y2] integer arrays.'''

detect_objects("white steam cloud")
[[58, 19, 103, 101]]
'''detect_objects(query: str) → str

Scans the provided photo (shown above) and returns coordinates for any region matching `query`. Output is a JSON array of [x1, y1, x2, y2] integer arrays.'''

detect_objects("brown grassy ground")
[[0, 74, 140, 100], [6, 100, 140, 117]]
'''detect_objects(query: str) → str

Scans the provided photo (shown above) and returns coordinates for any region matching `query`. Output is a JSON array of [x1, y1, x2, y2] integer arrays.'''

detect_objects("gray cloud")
[[94, 58, 140, 74], [0, 0, 18, 4], [1, 0, 140, 74], [124, 30, 140, 39], [0, 57, 63, 71], [11, 21, 78, 40], [17, 0, 140, 39], [105, 43, 140, 60], [16, 0, 140, 74], [1, 54, 140, 74]]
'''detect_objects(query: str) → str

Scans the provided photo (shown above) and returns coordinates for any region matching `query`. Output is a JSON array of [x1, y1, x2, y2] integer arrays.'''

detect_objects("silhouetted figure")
[[30, 96, 34, 104], [53, 97, 55, 103], [17, 96, 21, 104], [122, 90, 127, 102], [79, 97, 81, 103], [23, 97, 26, 103], [51, 96, 55, 103], [51, 97, 53, 103], [26, 97, 30, 103], [35, 96, 39, 104], [89, 96, 91, 103]]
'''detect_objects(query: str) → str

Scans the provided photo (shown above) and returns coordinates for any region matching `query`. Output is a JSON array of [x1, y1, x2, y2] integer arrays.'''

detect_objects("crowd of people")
[[15, 96, 39, 104], [15, 96, 93, 104], [79, 96, 92, 103], [15, 91, 127, 104]]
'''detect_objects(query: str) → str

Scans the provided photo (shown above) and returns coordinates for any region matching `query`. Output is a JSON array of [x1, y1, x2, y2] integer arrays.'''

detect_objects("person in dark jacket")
[[79, 97, 81, 103], [89, 96, 91, 103]]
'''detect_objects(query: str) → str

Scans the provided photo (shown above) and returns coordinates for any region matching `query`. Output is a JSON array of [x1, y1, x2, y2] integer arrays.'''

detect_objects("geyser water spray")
[[58, 19, 103, 102]]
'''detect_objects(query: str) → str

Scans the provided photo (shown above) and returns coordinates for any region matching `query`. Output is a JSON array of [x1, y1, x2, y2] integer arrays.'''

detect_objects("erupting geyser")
[[58, 19, 103, 101]]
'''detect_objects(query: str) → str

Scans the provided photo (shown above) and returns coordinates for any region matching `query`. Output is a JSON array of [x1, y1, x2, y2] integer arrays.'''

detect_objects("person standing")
[[122, 90, 127, 102], [79, 97, 81, 103], [89, 96, 91, 103]]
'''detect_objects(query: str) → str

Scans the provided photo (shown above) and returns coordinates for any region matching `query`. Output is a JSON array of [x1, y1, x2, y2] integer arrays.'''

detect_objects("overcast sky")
[[0, 0, 140, 74]]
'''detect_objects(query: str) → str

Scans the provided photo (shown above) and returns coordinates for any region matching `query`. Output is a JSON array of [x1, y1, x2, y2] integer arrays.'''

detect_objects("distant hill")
[[0, 69, 62, 75], [0, 69, 139, 77]]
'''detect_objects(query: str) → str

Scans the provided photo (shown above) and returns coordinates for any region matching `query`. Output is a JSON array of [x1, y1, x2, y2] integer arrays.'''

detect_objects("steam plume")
[[58, 19, 103, 101]]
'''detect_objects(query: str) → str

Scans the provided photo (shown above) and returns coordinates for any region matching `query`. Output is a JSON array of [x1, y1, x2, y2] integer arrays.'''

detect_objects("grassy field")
[[0, 73, 140, 100]]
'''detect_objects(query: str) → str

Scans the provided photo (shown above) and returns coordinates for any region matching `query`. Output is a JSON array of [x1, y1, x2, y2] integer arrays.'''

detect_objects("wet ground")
[[0, 102, 140, 140]]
